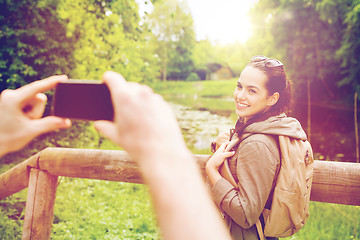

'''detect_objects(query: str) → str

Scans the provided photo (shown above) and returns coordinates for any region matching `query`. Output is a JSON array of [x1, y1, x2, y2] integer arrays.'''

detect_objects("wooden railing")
[[1, 147, 360, 239]]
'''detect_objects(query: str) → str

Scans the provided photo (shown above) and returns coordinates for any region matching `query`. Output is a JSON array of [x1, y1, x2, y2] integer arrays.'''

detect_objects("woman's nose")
[[234, 89, 245, 100]]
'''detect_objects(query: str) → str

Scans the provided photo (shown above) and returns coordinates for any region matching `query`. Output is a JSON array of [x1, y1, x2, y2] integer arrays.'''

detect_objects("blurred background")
[[0, 0, 359, 239]]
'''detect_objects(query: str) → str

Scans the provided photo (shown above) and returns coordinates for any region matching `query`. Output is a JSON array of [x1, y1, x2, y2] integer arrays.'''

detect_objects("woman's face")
[[233, 66, 278, 122]]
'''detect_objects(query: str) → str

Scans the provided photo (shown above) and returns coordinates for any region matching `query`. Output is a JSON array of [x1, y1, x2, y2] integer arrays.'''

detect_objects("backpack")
[[219, 133, 314, 239]]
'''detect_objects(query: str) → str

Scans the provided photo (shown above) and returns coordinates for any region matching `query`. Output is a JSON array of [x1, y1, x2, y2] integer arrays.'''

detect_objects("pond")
[[169, 103, 234, 154]]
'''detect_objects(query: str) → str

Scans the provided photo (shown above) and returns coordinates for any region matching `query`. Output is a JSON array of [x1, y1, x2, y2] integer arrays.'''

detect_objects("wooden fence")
[[1, 147, 360, 239]]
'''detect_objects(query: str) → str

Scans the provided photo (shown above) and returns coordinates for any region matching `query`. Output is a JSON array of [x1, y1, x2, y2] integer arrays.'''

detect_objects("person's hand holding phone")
[[0, 71, 230, 240], [94, 71, 230, 240], [0, 75, 71, 157], [94, 71, 189, 162]]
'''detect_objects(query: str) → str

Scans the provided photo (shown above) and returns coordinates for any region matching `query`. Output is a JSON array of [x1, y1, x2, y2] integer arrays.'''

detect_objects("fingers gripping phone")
[[52, 80, 114, 121]]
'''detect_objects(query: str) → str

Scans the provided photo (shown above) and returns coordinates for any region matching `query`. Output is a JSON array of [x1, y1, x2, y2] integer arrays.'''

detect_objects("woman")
[[206, 56, 309, 240]]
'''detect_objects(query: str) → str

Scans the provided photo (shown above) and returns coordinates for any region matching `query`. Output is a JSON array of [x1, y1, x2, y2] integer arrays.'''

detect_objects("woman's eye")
[[249, 89, 256, 94], [237, 84, 242, 89]]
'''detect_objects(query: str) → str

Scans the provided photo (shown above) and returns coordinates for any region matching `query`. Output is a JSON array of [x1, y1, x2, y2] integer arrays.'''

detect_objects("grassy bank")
[[148, 78, 238, 98]]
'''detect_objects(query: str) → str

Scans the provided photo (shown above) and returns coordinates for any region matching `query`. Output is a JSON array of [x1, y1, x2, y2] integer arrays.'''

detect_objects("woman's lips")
[[236, 102, 249, 110]]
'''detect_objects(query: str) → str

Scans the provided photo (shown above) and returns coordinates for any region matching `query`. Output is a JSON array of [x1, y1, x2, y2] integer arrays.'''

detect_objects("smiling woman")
[[234, 66, 279, 122], [205, 55, 311, 240], [187, 0, 257, 44]]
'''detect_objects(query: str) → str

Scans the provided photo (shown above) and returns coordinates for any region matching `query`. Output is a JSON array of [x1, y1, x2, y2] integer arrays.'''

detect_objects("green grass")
[[2, 185, 359, 239], [148, 78, 237, 97], [284, 202, 360, 240], [0, 180, 159, 240], [147, 78, 238, 98], [52, 179, 158, 240]]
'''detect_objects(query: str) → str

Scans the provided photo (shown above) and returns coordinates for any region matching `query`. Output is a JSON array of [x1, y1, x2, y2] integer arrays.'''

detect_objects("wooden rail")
[[1, 147, 360, 239]]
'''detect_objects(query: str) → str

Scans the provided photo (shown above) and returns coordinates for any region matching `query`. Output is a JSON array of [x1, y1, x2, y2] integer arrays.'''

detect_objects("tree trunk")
[[355, 92, 359, 163], [307, 78, 311, 142], [162, 46, 168, 82]]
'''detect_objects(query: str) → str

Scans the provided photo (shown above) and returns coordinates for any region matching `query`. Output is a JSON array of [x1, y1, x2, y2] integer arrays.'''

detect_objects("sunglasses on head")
[[250, 55, 283, 68]]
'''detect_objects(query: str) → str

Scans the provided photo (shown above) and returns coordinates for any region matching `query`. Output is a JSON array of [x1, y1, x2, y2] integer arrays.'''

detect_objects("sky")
[[186, 0, 258, 44], [136, 0, 258, 45]]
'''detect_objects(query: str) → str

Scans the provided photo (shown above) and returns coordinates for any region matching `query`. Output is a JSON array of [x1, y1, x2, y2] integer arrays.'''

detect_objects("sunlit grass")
[[147, 78, 237, 98], [284, 202, 360, 240]]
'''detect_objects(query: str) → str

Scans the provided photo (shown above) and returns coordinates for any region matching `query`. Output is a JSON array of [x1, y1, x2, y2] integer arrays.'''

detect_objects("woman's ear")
[[267, 92, 279, 106]]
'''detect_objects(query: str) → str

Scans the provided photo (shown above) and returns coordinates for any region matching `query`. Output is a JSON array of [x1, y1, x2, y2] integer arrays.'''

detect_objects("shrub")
[[186, 72, 200, 81]]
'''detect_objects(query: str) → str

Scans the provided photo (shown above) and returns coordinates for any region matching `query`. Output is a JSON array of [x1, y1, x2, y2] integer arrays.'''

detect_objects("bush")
[[186, 72, 200, 81]]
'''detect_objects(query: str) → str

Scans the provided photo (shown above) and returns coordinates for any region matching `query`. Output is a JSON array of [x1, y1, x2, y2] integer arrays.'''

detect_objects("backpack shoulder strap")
[[219, 132, 239, 188], [256, 219, 266, 240]]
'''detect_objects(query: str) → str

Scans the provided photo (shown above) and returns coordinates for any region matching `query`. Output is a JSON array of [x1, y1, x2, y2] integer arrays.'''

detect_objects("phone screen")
[[52, 80, 114, 121]]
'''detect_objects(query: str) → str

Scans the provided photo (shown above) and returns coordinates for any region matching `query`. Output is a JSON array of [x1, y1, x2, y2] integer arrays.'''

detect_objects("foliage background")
[[1, 0, 360, 239]]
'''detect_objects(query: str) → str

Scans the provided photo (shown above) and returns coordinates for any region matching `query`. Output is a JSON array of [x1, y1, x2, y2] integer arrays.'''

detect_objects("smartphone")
[[52, 80, 114, 121]]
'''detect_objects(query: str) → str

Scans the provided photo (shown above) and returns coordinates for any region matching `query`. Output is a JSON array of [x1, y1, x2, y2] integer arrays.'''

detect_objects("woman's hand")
[[213, 131, 230, 151], [206, 141, 235, 186]]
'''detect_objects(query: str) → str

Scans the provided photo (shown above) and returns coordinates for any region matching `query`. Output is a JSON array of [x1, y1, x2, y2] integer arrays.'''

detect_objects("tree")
[[167, 11, 196, 80], [147, 0, 195, 81], [57, 0, 159, 82], [250, 0, 349, 142], [0, 0, 76, 92], [248, 0, 360, 161], [336, 0, 360, 99], [192, 40, 214, 69]]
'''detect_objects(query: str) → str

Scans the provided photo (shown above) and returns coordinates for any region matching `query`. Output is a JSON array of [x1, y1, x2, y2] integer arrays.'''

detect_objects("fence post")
[[22, 168, 58, 240]]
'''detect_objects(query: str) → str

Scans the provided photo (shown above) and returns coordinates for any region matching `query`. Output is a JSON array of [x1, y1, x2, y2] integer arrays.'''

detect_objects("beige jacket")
[[211, 114, 307, 240]]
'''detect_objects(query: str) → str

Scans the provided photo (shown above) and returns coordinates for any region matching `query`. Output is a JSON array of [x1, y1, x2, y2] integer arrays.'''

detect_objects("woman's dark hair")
[[248, 60, 293, 116], [235, 58, 293, 134]]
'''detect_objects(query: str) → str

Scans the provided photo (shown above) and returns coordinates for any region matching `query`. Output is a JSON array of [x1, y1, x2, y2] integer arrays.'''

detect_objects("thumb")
[[94, 121, 120, 144], [31, 117, 71, 136], [224, 151, 236, 158]]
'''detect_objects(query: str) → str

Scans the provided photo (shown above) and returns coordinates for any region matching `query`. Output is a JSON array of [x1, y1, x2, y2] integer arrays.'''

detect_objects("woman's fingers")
[[217, 141, 231, 152], [224, 151, 236, 158]]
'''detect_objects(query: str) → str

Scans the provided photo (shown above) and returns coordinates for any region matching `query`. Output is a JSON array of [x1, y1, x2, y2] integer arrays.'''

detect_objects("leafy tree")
[[192, 40, 249, 79], [249, 0, 348, 143], [147, 0, 195, 81], [0, 0, 76, 92], [248, 0, 360, 161], [249, 0, 359, 102], [167, 13, 196, 80], [212, 43, 250, 77], [192, 40, 215, 69], [336, 0, 360, 99], [0, 0, 161, 167], [57, 0, 159, 82]]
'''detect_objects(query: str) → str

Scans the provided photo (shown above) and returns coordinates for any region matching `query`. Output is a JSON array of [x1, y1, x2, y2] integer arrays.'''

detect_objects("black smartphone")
[[52, 80, 114, 121]]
